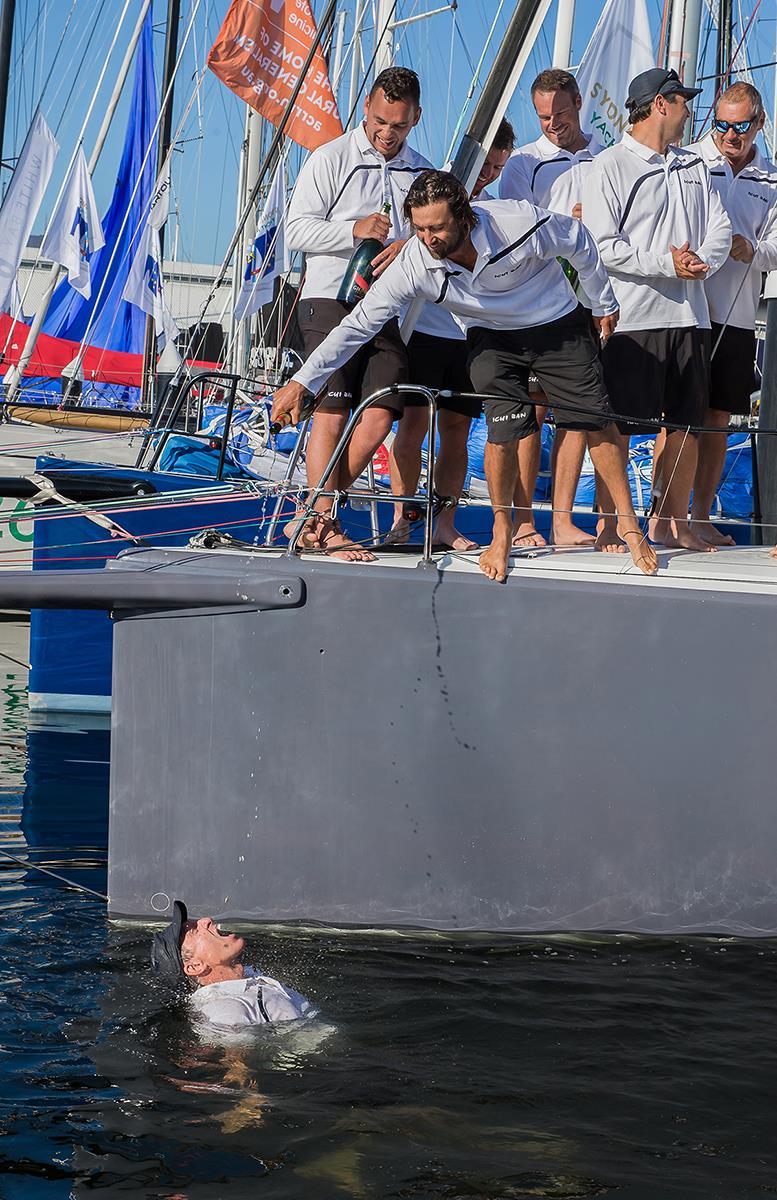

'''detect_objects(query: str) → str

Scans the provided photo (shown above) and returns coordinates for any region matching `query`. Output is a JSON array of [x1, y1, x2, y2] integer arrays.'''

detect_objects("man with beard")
[[271, 170, 657, 583]]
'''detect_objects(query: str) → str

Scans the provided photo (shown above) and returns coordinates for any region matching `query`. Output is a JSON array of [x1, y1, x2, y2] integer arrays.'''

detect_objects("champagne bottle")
[[337, 202, 392, 306]]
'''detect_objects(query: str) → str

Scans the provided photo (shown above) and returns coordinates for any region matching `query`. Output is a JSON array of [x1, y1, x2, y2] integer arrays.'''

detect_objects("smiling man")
[[272, 170, 658, 583], [285, 66, 433, 561], [688, 83, 777, 545], [152, 901, 313, 1028]]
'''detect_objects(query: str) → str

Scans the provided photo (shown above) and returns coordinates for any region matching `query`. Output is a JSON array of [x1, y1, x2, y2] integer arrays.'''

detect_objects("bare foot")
[[479, 536, 511, 583], [618, 525, 658, 576], [385, 517, 411, 545], [434, 520, 478, 551], [662, 522, 717, 553], [689, 518, 735, 547], [317, 516, 376, 562], [648, 515, 669, 545], [512, 520, 547, 549], [595, 520, 626, 554], [552, 520, 596, 547], [771, 544, 777, 559]]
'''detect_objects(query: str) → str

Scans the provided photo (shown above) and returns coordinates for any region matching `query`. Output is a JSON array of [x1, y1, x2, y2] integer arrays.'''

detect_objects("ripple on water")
[[1, 653, 777, 1197]]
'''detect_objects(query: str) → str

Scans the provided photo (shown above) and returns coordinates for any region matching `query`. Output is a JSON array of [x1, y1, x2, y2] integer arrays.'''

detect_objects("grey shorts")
[[466, 306, 612, 444], [298, 297, 407, 414]]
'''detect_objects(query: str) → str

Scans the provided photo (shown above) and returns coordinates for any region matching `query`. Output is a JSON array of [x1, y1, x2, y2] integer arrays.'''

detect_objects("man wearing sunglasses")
[[583, 67, 731, 553], [689, 83, 777, 545]]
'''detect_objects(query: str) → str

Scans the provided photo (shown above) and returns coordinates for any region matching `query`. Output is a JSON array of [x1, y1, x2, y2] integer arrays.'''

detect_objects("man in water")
[[272, 170, 658, 583], [152, 900, 313, 1028]]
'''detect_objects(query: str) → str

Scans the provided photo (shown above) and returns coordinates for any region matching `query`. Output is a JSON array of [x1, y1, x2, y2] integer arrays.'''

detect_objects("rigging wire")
[[0, 846, 108, 900]]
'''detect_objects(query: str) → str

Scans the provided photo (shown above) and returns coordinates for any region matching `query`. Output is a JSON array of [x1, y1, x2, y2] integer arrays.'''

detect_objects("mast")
[[449, 0, 552, 196], [374, 0, 395, 77], [141, 0, 180, 413], [552, 0, 575, 69], [4, 0, 152, 401], [716, 0, 732, 90], [667, 0, 703, 141], [0, 0, 14, 174]]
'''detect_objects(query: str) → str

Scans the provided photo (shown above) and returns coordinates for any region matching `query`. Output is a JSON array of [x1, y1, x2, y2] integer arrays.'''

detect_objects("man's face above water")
[[180, 917, 244, 979]]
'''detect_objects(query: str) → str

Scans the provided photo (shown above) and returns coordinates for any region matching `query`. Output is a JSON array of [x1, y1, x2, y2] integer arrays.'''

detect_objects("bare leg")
[[481, 439, 518, 582], [512, 403, 547, 548], [295, 406, 392, 562], [648, 428, 667, 542], [594, 430, 628, 553], [690, 407, 735, 546], [388, 405, 428, 542], [657, 430, 714, 552], [550, 429, 594, 546], [434, 410, 477, 549], [587, 427, 657, 575]]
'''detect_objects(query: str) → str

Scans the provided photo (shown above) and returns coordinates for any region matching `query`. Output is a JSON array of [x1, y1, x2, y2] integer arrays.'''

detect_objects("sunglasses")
[[713, 118, 756, 134]]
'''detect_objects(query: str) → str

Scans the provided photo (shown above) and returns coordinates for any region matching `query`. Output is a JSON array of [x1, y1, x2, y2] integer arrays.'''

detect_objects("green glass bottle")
[[557, 256, 579, 289], [337, 202, 392, 306]]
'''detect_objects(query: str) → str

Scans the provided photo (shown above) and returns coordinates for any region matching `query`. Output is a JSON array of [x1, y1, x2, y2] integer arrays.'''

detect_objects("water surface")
[[1, 643, 776, 1198]]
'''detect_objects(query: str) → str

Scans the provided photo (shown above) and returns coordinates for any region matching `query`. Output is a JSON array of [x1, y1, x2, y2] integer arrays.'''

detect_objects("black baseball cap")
[[151, 899, 189, 983], [626, 67, 702, 109]]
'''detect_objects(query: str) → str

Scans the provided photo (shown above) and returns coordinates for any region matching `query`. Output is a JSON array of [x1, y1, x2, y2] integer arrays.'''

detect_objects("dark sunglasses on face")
[[713, 118, 756, 134]]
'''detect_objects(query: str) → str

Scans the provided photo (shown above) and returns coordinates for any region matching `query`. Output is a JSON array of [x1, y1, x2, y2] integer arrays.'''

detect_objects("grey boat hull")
[[90, 545, 777, 935]]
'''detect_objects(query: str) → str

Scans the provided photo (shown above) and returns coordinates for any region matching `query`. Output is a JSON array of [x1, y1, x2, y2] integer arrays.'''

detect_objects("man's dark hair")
[[530, 68, 580, 101], [626, 98, 654, 124], [369, 67, 421, 107], [491, 117, 515, 153], [403, 170, 478, 236]]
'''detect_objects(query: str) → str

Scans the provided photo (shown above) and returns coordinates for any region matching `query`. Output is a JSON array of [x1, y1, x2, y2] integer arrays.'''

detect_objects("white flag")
[[148, 152, 173, 232], [0, 110, 58, 312], [41, 146, 105, 298], [234, 159, 287, 323], [575, 0, 655, 150], [122, 221, 179, 349]]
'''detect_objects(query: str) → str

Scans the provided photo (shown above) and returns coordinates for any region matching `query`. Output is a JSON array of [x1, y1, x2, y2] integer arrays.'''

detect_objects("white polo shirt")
[[413, 187, 496, 342], [189, 966, 315, 1030], [294, 199, 617, 396], [499, 132, 604, 213], [691, 133, 777, 330], [286, 123, 433, 301], [582, 131, 732, 332]]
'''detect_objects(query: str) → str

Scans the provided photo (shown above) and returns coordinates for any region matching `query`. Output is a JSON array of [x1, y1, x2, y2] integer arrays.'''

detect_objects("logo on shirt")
[[747, 190, 769, 204]]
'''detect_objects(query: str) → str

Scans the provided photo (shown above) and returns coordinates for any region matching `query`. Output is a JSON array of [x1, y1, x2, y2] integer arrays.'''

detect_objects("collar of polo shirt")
[[701, 129, 769, 175], [535, 131, 594, 160], [621, 130, 678, 163], [354, 119, 416, 167]]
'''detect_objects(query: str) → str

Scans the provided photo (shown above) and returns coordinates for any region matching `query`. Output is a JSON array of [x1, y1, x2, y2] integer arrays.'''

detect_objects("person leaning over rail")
[[271, 169, 658, 583], [152, 901, 314, 1030], [388, 118, 516, 554], [285, 66, 433, 563], [499, 68, 605, 552], [687, 82, 777, 546], [582, 68, 732, 554]]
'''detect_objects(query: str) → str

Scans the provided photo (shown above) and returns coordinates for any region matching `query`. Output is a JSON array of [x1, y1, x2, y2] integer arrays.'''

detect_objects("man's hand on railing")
[[270, 381, 314, 431]]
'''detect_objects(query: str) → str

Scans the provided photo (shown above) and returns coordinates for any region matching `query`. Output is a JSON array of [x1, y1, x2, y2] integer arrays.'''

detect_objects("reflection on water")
[[1, 644, 777, 1197]]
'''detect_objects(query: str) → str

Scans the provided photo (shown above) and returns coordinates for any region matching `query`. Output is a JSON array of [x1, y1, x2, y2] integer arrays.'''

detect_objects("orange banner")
[[208, 0, 343, 153]]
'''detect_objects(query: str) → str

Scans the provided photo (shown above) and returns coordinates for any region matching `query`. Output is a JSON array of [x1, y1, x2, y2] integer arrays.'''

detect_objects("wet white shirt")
[[286, 123, 433, 301], [189, 966, 315, 1030], [294, 199, 617, 396], [582, 131, 732, 332], [499, 132, 604, 212], [691, 133, 777, 329]]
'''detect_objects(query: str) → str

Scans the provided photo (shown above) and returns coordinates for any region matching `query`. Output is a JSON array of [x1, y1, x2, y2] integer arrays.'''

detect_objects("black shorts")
[[601, 326, 710, 435], [709, 323, 756, 416], [298, 297, 407, 414], [466, 305, 612, 445], [404, 331, 481, 418]]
